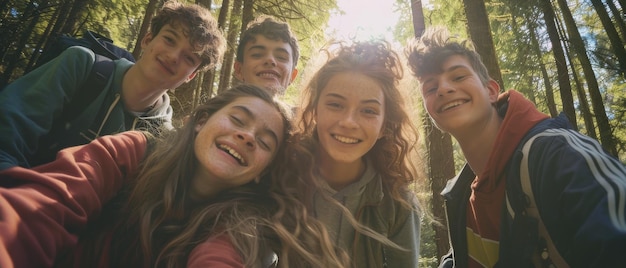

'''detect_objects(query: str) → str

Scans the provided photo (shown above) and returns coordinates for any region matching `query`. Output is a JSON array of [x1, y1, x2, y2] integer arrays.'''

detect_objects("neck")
[[122, 66, 167, 112], [454, 112, 503, 176], [189, 169, 225, 201], [316, 155, 365, 191]]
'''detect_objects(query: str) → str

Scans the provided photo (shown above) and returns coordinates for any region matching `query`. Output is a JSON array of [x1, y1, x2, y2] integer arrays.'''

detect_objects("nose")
[[264, 56, 277, 67], [236, 131, 256, 149], [163, 48, 183, 65], [338, 111, 359, 129], [437, 79, 455, 96]]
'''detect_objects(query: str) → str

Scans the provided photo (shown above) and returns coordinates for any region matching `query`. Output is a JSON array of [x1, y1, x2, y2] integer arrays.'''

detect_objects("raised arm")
[[0, 131, 147, 267]]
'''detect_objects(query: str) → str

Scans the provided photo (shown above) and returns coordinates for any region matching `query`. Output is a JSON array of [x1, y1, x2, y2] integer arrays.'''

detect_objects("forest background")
[[1, 0, 625, 267]]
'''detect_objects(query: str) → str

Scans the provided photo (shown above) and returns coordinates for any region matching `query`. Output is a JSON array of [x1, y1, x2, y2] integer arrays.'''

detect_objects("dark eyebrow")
[[445, 65, 469, 73], [247, 45, 267, 52], [423, 65, 470, 85], [248, 45, 290, 55], [325, 93, 382, 106], [163, 28, 181, 38], [233, 105, 279, 147]]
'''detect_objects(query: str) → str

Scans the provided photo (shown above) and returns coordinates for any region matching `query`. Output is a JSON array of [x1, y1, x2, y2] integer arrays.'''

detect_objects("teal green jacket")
[[315, 166, 421, 268], [351, 175, 421, 268], [0, 46, 173, 170]]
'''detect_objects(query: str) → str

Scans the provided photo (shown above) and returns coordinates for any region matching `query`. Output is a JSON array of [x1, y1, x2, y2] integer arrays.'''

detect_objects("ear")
[[233, 61, 243, 80], [194, 116, 207, 132], [487, 79, 500, 104], [289, 68, 299, 84], [141, 32, 154, 50]]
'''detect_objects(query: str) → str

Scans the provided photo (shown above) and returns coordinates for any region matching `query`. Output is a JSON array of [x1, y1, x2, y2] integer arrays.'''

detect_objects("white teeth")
[[218, 144, 246, 165], [442, 100, 466, 111], [259, 73, 278, 78], [333, 135, 359, 144]]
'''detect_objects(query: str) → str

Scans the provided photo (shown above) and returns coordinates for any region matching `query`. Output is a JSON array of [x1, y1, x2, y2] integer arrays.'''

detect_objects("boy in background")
[[0, 1, 226, 170], [233, 15, 299, 97]]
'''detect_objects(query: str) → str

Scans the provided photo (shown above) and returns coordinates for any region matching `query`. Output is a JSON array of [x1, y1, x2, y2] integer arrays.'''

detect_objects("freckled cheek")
[[256, 154, 273, 171]]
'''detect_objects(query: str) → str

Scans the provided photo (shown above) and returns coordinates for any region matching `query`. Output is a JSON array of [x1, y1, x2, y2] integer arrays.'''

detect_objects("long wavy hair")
[[270, 40, 423, 265], [300, 40, 420, 207], [69, 84, 350, 268], [68, 85, 291, 267]]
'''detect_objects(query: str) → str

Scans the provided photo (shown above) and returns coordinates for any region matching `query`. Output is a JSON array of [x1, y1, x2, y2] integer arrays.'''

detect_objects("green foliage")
[[419, 220, 439, 268]]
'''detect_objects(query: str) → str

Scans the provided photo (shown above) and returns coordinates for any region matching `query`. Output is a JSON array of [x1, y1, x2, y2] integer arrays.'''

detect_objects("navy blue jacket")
[[440, 113, 626, 267]]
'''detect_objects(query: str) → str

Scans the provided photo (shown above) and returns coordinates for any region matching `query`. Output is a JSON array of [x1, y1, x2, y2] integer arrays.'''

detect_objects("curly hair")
[[298, 40, 420, 209], [236, 15, 300, 67], [150, 1, 226, 72], [405, 26, 490, 85], [268, 41, 423, 266]]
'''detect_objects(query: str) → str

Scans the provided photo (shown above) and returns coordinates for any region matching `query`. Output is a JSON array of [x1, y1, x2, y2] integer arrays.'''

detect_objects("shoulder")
[[187, 234, 244, 268], [58, 46, 97, 64]]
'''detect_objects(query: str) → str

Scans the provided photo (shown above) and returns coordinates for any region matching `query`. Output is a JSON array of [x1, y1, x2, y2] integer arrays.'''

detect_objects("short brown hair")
[[405, 26, 490, 85], [236, 15, 300, 67], [150, 1, 226, 72]]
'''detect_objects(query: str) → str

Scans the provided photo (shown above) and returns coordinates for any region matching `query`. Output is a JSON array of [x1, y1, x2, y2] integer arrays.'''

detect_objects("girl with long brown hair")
[[0, 84, 348, 268], [271, 40, 423, 267]]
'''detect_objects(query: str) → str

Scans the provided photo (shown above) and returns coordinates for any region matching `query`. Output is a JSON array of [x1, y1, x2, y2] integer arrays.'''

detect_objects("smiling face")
[[315, 72, 385, 166], [419, 54, 499, 136], [233, 35, 298, 96], [138, 24, 201, 89], [192, 96, 285, 198]]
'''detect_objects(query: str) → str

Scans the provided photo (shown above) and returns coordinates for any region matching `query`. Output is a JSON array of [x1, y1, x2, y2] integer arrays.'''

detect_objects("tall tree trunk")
[[132, 0, 161, 59], [61, 0, 88, 34], [555, 0, 618, 155], [565, 46, 597, 139], [557, 14, 598, 139], [538, 0, 577, 127], [410, 0, 453, 260], [241, 0, 253, 33], [411, 0, 425, 37], [217, 0, 242, 93], [462, 0, 504, 88], [606, 0, 626, 43], [196, 0, 214, 105], [590, 0, 626, 77], [217, 0, 230, 29], [528, 21, 558, 117]]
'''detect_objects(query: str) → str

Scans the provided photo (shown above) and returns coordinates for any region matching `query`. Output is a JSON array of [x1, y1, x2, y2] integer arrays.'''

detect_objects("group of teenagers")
[[1, 1, 625, 267]]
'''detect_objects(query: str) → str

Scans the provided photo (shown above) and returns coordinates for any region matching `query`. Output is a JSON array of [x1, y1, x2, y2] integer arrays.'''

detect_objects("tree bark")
[[217, 0, 242, 93], [555, 0, 618, 155], [528, 21, 558, 117], [538, 0, 577, 127], [132, 0, 161, 59], [61, 0, 88, 34], [590, 0, 626, 77], [606, 0, 626, 43], [462, 0, 504, 89], [410, 0, 453, 260]]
